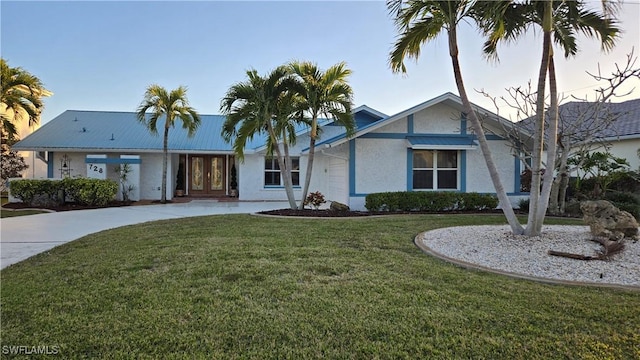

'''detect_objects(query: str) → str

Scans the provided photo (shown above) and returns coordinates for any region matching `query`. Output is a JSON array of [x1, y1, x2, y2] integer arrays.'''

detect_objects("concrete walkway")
[[0, 200, 289, 269]]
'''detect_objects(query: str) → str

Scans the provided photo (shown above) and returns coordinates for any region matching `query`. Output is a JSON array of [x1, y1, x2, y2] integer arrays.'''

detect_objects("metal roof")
[[12, 110, 267, 153]]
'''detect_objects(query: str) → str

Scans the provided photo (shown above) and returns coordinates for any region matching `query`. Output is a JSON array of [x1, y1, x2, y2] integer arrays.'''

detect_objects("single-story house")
[[12, 92, 529, 210]]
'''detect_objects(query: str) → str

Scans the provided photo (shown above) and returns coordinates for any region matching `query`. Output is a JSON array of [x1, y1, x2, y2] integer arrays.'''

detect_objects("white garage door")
[[327, 157, 348, 205]]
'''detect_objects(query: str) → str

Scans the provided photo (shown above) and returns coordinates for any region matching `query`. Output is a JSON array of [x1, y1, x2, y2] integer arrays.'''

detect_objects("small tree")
[[1, 127, 27, 192], [136, 85, 201, 204], [114, 164, 135, 202]]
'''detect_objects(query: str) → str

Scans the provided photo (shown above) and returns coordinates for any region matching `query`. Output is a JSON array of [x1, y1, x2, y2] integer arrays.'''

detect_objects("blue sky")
[[2, 0, 639, 125]]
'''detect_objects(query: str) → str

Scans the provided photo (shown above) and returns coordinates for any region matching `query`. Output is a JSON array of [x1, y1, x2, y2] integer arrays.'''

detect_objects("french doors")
[[189, 155, 226, 196]]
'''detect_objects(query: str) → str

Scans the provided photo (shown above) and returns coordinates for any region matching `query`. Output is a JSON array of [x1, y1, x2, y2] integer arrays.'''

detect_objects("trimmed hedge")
[[9, 178, 118, 207], [365, 191, 498, 212]]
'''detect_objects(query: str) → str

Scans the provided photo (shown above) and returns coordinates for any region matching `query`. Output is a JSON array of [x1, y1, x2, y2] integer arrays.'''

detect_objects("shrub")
[[10, 178, 117, 207], [304, 191, 326, 210], [518, 198, 530, 212], [365, 191, 498, 212], [70, 178, 118, 206]]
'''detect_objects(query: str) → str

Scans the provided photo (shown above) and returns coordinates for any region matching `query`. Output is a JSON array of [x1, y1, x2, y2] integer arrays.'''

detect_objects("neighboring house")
[[518, 98, 640, 173], [1, 89, 53, 180], [12, 92, 528, 209], [566, 98, 640, 171]]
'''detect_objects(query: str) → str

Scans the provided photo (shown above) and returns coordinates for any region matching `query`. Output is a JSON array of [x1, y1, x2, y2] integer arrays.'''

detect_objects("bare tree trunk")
[[558, 171, 570, 214], [161, 126, 169, 204], [448, 27, 523, 234], [548, 176, 561, 215]]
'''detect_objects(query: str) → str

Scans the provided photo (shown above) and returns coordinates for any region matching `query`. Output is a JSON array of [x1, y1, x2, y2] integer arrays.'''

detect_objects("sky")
[[1, 0, 639, 125]]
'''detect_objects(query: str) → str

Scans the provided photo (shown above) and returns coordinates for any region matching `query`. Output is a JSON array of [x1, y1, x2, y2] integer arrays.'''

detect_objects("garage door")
[[327, 157, 348, 205]]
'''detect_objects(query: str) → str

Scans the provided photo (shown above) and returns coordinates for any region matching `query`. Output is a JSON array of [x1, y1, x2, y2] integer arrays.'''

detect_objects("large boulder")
[[580, 200, 639, 240], [330, 201, 350, 212]]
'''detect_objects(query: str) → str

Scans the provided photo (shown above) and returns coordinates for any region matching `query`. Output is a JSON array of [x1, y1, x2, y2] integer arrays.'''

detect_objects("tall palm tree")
[[289, 61, 355, 209], [220, 67, 305, 209], [479, 0, 619, 235], [0, 58, 51, 141], [388, 0, 524, 234], [136, 85, 201, 204]]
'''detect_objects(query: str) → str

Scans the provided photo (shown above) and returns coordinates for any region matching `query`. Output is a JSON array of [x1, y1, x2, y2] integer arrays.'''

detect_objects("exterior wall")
[[609, 138, 640, 171], [354, 138, 407, 194], [413, 103, 462, 134], [140, 153, 173, 200], [372, 118, 407, 134], [238, 154, 304, 202], [465, 140, 517, 193], [48, 151, 172, 201]]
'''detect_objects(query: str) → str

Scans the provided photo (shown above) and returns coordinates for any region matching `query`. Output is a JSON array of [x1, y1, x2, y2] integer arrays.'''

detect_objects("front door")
[[189, 155, 226, 196]]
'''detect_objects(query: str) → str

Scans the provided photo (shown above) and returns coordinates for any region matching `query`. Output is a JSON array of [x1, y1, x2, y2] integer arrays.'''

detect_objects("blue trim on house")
[[406, 148, 413, 191], [460, 150, 467, 192], [360, 132, 479, 140], [407, 114, 414, 134], [47, 151, 54, 178], [263, 186, 301, 189], [349, 139, 356, 196], [84, 158, 142, 164]]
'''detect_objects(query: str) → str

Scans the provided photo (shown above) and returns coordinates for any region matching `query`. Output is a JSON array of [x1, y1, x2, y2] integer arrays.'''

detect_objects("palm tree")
[[388, 0, 524, 234], [289, 61, 355, 209], [0, 58, 51, 141], [479, 0, 619, 235], [136, 85, 201, 204], [220, 67, 305, 209]]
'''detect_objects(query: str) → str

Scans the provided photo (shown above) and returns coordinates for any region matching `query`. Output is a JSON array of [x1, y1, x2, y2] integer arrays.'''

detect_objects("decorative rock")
[[330, 201, 350, 212], [580, 200, 639, 240]]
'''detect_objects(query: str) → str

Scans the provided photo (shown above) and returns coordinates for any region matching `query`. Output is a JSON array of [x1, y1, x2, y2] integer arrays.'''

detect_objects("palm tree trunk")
[[448, 27, 523, 234], [525, 3, 553, 236], [535, 53, 560, 229], [282, 134, 297, 209], [161, 126, 169, 204], [299, 115, 317, 209], [266, 122, 297, 209]]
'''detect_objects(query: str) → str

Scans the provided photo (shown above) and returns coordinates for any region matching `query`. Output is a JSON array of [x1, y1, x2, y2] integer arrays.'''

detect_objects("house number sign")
[[86, 162, 107, 179]]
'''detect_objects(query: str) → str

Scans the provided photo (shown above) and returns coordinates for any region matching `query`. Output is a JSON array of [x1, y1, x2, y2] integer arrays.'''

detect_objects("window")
[[412, 150, 458, 190], [265, 157, 299, 186], [36, 151, 47, 162]]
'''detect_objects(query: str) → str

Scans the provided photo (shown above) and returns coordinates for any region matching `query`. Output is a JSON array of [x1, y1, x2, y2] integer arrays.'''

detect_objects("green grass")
[[1, 209, 48, 218], [1, 214, 638, 359], [1, 196, 48, 217]]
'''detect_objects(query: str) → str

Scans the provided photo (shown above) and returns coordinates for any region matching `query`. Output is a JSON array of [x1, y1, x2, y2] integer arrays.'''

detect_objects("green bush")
[[67, 178, 118, 206], [605, 191, 640, 221], [517, 198, 530, 212], [10, 178, 117, 207], [365, 191, 498, 212], [9, 179, 42, 205]]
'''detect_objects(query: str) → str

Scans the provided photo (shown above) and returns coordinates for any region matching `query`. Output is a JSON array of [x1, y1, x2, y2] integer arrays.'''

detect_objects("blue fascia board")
[[84, 158, 142, 164]]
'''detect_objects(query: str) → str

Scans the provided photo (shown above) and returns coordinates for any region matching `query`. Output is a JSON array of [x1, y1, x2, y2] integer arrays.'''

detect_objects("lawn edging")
[[414, 228, 640, 292]]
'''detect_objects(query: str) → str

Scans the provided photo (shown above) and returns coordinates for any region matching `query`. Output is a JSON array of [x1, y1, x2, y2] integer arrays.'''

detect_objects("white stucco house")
[[12, 92, 529, 210]]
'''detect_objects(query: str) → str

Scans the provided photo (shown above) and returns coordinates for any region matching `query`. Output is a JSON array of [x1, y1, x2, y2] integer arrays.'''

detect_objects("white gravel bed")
[[418, 225, 640, 287]]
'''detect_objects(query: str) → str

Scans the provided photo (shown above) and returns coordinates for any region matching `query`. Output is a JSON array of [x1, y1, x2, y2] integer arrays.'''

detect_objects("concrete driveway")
[[0, 200, 288, 269]]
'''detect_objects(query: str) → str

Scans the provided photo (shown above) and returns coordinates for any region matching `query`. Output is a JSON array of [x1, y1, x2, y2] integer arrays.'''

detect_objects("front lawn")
[[1, 214, 638, 359]]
